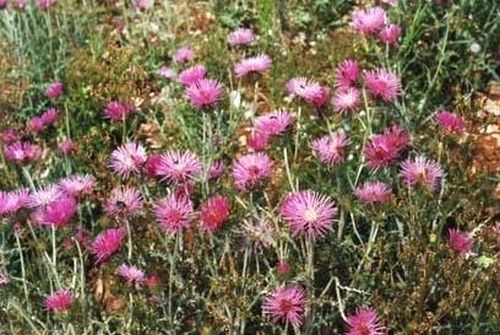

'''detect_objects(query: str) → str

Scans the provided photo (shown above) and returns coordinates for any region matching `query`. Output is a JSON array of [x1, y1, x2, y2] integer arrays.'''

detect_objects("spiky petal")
[[231, 152, 273, 191], [345, 308, 386, 335], [311, 131, 350, 166], [263, 285, 307, 329], [92, 228, 125, 264], [185, 78, 224, 108], [43, 289, 73, 312], [200, 195, 231, 232], [154, 193, 194, 233], [354, 181, 392, 204], [109, 142, 147, 178], [400, 155, 444, 191]]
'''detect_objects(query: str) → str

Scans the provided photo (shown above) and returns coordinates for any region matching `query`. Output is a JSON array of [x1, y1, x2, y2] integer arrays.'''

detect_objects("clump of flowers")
[[448, 228, 473, 253], [345, 308, 386, 335], [262, 285, 307, 328], [104, 101, 134, 122], [232, 152, 273, 191], [311, 131, 350, 166], [354, 181, 392, 204], [154, 193, 194, 233], [435, 110, 466, 134], [400, 155, 443, 191], [228, 28, 255, 46], [234, 54, 272, 77], [185, 78, 224, 109], [92, 228, 125, 264], [43, 289, 73, 313], [200, 195, 231, 232]]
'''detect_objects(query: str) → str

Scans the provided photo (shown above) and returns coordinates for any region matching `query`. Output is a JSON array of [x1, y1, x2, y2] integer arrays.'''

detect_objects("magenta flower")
[[286, 77, 323, 104], [104, 101, 134, 122], [0, 189, 30, 217], [41, 107, 59, 125], [345, 308, 386, 335], [231, 152, 273, 191], [234, 54, 272, 77], [0, 0, 6, 9], [228, 28, 255, 46], [177, 65, 207, 86], [400, 155, 443, 191], [247, 129, 270, 151], [157, 66, 177, 80], [116, 264, 145, 285], [351, 7, 387, 35], [0, 128, 19, 144], [185, 78, 224, 109], [206, 160, 225, 180], [280, 190, 337, 239], [354, 181, 392, 204], [156, 150, 201, 183], [335, 59, 360, 87], [172, 46, 194, 64], [28, 117, 45, 134], [44, 81, 64, 99], [58, 174, 96, 197], [263, 285, 306, 328], [332, 87, 362, 113], [448, 228, 473, 253], [154, 193, 194, 233], [133, 0, 152, 11], [200, 195, 231, 232], [104, 186, 143, 217], [363, 69, 402, 102], [92, 228, 125, 264], [32, 194, 77, 228], [379, 24, 402, 45], [109, 142, 147, 178], [29, 185, 62, 208], [276, 260, 291, 274], [57, 138, 76, 155], [4, 141, 42, 165], [254, 110, 293, 137], [144, 154, 163, 179], [310, 86, 330, 109], [435, 110, 466, 134], [311, 131, 350, 166], [363, 125, 409, 169], [43, 289, 73, 313]]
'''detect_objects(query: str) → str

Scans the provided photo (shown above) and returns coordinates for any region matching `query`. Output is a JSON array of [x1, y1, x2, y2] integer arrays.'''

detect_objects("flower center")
[[278, 298, 293, 314], [303, 208, 318, 223]]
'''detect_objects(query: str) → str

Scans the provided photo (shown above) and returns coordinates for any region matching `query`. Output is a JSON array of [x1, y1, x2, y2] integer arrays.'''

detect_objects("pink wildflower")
[[44, 81, 64, 99], [43, 289, 73, 312], [177, 65, 207, 86], [156, 150, 202, 183], [332, 87, 362, 113], [435, 110, 466, 134], [311, 131, 350, 166], [185, 78, 224, 108], [335, 59, 360, 87], [58, 174, 96, 197], [133, 0, 152, 11], [363, 69, 402, 102], [254, 110, 293, 137], [3, 141, 42, 165], [247, 129, 270, 151], [276, 260, 291, 274], [57, 138, 76, 155], [0, 189, 30, 217], [0, 128, 19, 144], [200, 195, 231, 232], [92, 228, 125, 264], [36, 0, 57, 10], [363, 125, 409, 169], [263, 285, 307, 328], [231, 152, 273, 191], [345, 308, 386, 335], [379, 24, 402, 45], [400, 155, 444, 191], [448, 228, 473, 253], [144, 153, 163, 179], [28, 117, 45, 134], [234, 54, 272, 77], [116, 264, 145, 285], [228, 28, 255, 46], [153, 193, 194, 233], [351, 7, 387, 35], [354, 181, 392, 204], [104, 186, 143, 217], [104, 101, 134, 122], [286, 77, 323, 104], [172, 46, 194, 64], [29, 185, 62, 208], [206, 160, 225, 180], [40, 107, 59, 126], [32, 194, 77, 228], [109, 142, 147, 178]]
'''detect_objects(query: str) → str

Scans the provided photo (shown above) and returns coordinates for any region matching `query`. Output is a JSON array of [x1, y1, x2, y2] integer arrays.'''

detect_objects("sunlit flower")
[[448, 228, 473, 253], [185, 78, 224, 108], [335, 59, 360, 87], [280, 190, 337, 239], [109, 142, 147, 178], [379, 24, 402, 45], [156, 150, 202, 183], [435, 110, 466, 134], [311, 131, 350, 166], [345, 308, 386, 335], [228, 28, 255, 46], [104, 186, 143, 217], [363, 69, 402, 102], [354, 181, 392, 204], [254, 110, 293, 137], [400, 155, 443, 191], [154, 193, 194, 233], [104, 101, 134, 122], [232, 152, 273, 191], [44, 81, 64, 98], [263, 285, 306, 328], [116, 264, 145, 285], [332, 87, 362, 113], [172, 46, 194, 64], [92, 228, 125, 264], [178, 65, 207, 86], [234, 54, 272, 77], [351, 7, 387, 35], [43, 289, 73, 312], [200, 195, 231, 232]]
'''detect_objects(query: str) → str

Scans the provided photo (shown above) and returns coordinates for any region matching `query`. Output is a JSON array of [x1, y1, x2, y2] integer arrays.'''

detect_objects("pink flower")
[[28, 117, 45, 134], [276, 260, 291, 274], [157, 66, 177, 80], [116, 264, 145, 285], [44, 81, 64, 98], [104, 101, 134, 122], [133, 0, 152, 11], [228, 28, 255, 46], [200, 195, 231, 232], [4, 141, 42, 165], [363, 69, 402, 102], [247, 129, 270, 151], [435, 110, 466, 134], [234, 54, 272, 77], [335, 59, 360, 87], [185, 78, 224, 109], [144, 153, 163, 179], [263, 285, 306, 328], [231, 152, 273, 191], [354, 181, 392, 204], [0, 189, 30, 217], [41, 107, 59, 126], [448, 228, 473, 253], [57, 138, 76, 155], [58, 174, 96, 197], [345, 308, 386, 335], [311, 131, 350, 166], [32, 194, 77, 228], [156, 150, 201, 183], [286, 77, 323, 104], [104, 186, 143, 217], [351, 7, 387, 35], [92, 228, 125, 264], [172, 46, 194, 64], [0, 128, 19, 144], [13, 0, 27, 10], [109, 142, 147, 178], [177, 65, 207, 86], [400, 155, 443, 191], [254, 110, 293, 137], [332, 87, 361, 113], [280, 190, 337, 239], [206, 160, 225, 180], [43, 289, 73, 312], [379, 24, 401, 45], [154, 193, 194, 233], [363, 125, 409, 169], [311, 86, 330, 109], [29, 185, 62, 208]]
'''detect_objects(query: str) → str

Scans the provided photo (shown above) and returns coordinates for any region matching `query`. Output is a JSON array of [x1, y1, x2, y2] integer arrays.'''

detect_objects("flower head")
[[379, 24, 402, 45], [311, 86, 330, 109], [58, 174, 96, 197], [311, 131, 350, 166], [0, 128, 19, 144], [247, 129, 270, 151], [0, 189, 30, 217], [156, 150, 201, 183], [4, 141, 42, 165], [116, 264, 145, 285], [400, 155, 443, 191], [354, 181, 392, 204], [351, 7, 387, 35], [144, 153, 163, 179], [448, 228, 473, 253], [263, 285, 307, 328], [104, 101, 134, 122], [206, 160, 225, 180], [363, 125, 409, 169], [28, 117, 45, 134], [254, 110, 293, 137], [177, 65, 207, 86], [172, 46, 194, 64], [232, 152, 273, 191], [44, 81, 64, 98], [200, 195, 231, 232], [286, 77, 323, 104], [57, 138, 76, 155], [345, 308, 386, 335], [32, 194, 77, 228], [109, 142, 147, 178], [363, 69, 402, 102], [332, 87, 362, 113], [154, 193, 194, 233], [43, 289, 73, 313], [41, 107, 59, 126], [335, 59, 361, 87], [29, 185, 62, 208], [228, 28, 255, 46], [185, 78, 224, 109], [234, 54, 272, 77], [92, 228, 125, 264], [104, 186, 143, 217], [435, 110, 466, 134]]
